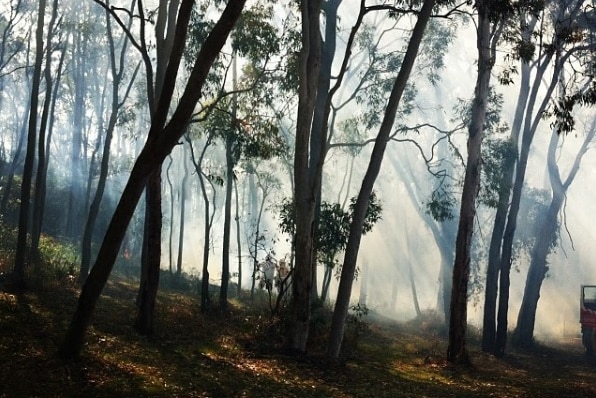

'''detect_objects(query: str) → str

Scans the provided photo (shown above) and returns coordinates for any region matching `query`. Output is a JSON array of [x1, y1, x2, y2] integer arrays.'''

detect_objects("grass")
[[1, 267, 596, 397]]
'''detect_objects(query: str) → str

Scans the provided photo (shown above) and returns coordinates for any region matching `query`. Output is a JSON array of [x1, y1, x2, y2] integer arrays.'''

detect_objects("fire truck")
[[580, 285, 596, 355]]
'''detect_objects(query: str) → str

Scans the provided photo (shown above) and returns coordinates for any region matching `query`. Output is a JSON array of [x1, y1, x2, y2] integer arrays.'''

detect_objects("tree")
[[0, 0, 27, 205], [493, 0, 595, 357], [481, 6, 538, 353], [289, 0, 323, 353], [447, 0, 511, 364], [136, 0, 178, 335], [58, 0, 247, 359], [30, 0, 62, 275], [512, 61, 596, 347], [187, 131, 218, 312], [13, 0, 47, 289], [327, 0, 437, 359], [80, 1, 139, 282], [513, 118, 595, 348], [175, 143, 190, 279]]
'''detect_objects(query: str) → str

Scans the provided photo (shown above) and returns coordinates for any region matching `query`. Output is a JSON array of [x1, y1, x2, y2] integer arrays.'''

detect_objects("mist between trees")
[[0, 0, 595, 364]]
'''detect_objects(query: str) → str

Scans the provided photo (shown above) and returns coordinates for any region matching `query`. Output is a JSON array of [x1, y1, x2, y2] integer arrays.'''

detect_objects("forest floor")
[[1, 270, 596, 398]]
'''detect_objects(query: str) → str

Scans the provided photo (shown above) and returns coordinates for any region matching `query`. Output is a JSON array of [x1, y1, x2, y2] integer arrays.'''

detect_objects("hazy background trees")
[[0, 0, 594, 362]]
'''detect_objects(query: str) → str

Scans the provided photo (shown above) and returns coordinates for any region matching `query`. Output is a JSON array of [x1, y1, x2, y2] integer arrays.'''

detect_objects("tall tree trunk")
[[327, 0, 435, 359], [308, 0, 342, 304], [512, 118, 595, 347], [320, 261, 332, 303], [136, 168, 162, 335], [290, 0, 323, 354], [187, 133, 215, 312], [408, 261, 422, 319], [13, 0, 46, 288], [220, 134, 234, 310], [493, 0, 588, 356], [136, 0, 180, 334], [65, 26, 87, 240], [58, 0, 246, 359], [494, 50, 559, 358], [481, 57, 530, 353], [447, 4, 493, 364], [81, 9, 137, 282], [248, 170, 269, 301], [176, 146, 189, 278], [0, 95, 29, 216], [31, 0, 59, 273], [166, 156, 175, 274], [234, 176, 242, 295]]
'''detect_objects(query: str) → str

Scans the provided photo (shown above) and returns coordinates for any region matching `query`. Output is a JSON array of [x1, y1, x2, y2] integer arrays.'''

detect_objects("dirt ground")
[[1, 277, 596, 397]]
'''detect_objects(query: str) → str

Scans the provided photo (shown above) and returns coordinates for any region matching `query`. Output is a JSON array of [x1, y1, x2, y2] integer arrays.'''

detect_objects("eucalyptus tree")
[[0, 0, 26, 181], [188, 3, 285, 310], [291, 0, 459, 354], [447, 0, 513, 364], [63, 2, 99, 241], [58, 0, 247, 359], [327, 0, 439, 359], [13, 0, 48, 288], [30, 0, 62, 275], [202, 92, 285, 309], [86, 0, 163, 333], [186, 131, 218, 312], [80, 0, 140, 283], [488, 0, 596, 357], [165, 155, 175, 274], [0, 2, 35, 220], [290, 0, 323, 352], [136, 0, 179, 335], [481, 0, 544, 354], [222, 4, 284, 310], [0, 0, 26, 124], [247, 166, 281, 299], [512, 81, 596, 347], [174, 142, 191, 279]]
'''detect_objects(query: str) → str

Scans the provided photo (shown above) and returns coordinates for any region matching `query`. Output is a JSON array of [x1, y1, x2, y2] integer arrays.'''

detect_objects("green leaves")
[[278, 192, 383, 263], [479, 137, 516, 208], [231, 4, 280, 62], [426, 186, 456, 221]]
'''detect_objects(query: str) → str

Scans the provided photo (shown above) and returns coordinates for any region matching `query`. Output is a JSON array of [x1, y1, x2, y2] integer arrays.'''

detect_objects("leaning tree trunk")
[[327, 0, 435, 359], [58, 0, 246, 359]]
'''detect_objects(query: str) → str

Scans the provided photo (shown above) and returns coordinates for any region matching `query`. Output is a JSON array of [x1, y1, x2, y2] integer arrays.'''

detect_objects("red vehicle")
[[580, 285, 596, 355]]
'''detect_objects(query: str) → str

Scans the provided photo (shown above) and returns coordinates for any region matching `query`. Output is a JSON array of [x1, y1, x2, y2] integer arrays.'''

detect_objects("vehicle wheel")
[[583, 327, 594, 356]]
